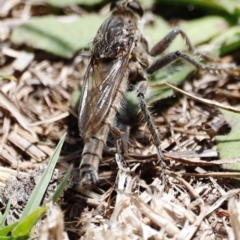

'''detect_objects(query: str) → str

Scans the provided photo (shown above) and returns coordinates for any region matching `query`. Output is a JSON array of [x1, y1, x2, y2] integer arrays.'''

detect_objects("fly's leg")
[[150, 27, 214, 62], [147, 50, 240, 75], [111, 127, 127, 168], [150, 27, 194, 56], [116, 137, 127, 169], [137, 81, 166, 186]]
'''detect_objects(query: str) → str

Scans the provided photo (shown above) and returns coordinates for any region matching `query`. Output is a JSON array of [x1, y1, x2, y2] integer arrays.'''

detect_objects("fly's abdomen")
[[79, 83, 127, 189], [79, 136, 105, 189]]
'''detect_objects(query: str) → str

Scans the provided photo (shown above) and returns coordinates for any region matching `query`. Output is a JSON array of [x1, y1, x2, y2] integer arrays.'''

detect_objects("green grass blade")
[[12, 206, 47, 237], [19, 133, 67, 220], [50, 165, 72, 203], [0, 222, 19, 236], [0, 237, 28, 240], [0, 200, 11, 228], [0, 72, 17, 82]]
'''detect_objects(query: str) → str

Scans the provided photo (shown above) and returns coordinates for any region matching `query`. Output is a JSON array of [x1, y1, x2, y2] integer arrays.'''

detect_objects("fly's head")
[[110, 0, 144, 19]]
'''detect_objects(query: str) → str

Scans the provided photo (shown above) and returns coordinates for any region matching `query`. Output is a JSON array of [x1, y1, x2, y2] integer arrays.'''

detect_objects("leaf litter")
[[0, 0, 240, 239]]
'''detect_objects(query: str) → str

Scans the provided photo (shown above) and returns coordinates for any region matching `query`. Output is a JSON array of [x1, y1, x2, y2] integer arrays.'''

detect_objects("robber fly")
[[78, 0, 239, 189]]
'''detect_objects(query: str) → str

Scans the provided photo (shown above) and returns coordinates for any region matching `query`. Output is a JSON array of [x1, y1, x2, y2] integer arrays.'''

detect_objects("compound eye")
[[110, 2, 117, 11], [127, 1, 143, 17]]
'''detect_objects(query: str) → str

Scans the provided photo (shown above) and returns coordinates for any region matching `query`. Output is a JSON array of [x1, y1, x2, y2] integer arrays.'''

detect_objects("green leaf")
[[0, 200, 11, 228], [31, 0, 104, 7], [138, 0, 155, 8], [11, 15, 103, 58], [31, 0, 156, 8], [179, 16, 229, 47], [157, 0, 239, 17], [148, 62, 195, 104], [211, 0, 240, 15], [211, 26, 240, 56], [0, 237, 28, 240], [216, 107, 240, 171], [12, 207, 47, 237], [0, 222, 19, 236], [19, 133, 66, 220], [144, 17, 172, 49]]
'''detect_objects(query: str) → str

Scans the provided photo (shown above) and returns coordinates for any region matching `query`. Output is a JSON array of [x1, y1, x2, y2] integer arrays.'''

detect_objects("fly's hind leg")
[[111, 127, 128, 169], [147, 50, 240, 76], [137, 81, 167, 186]]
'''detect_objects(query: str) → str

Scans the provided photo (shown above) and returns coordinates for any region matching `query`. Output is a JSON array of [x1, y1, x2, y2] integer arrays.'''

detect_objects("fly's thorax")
[[92, 13, 138, 59]]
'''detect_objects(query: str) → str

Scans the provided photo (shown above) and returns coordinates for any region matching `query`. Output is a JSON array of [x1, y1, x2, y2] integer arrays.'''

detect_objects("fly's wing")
[[78, 58, 125, 138], [78, 41, 133, 138]]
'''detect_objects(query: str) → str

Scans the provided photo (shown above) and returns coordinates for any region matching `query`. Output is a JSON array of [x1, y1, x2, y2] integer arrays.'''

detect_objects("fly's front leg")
[[137, 81, 166, 186], [150, 27, 213, 61], [147, 50, 240, 75]]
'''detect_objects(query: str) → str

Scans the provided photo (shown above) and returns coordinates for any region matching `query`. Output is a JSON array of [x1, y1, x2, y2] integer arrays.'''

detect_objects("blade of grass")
[[19, 133, 66, 220], [0, 72, 17, 82], [0, 236, 28, 239], [0, 222, 19, 236], [0, 200, 11, 228], [12, 206, 47, 237], [50, 165, 72, 203]]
